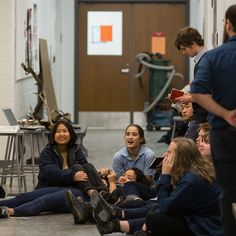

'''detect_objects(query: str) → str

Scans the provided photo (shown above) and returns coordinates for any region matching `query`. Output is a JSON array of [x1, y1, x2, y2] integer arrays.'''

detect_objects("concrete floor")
[[0, 129, 167, 236]]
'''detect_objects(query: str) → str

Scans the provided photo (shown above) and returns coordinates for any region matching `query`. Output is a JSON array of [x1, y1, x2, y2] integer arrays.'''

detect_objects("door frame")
[[74, 0, 189, 123]]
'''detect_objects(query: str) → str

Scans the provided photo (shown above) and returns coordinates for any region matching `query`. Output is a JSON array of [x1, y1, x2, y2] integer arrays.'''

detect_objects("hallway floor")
[[0, 129, 167, 236]]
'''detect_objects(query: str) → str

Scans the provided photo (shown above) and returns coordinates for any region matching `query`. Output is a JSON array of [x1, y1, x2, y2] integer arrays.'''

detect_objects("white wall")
[[14, 0, 58, 119], [0, 0, 15, 155], [37, 0, 58, 107], [10, 0, 75, 121], [0, 0, 15, 122], [188, 0, 235, 82], [189, 0, 205, 82], [203, 0, 236, 49], [36, 0, 75, 121], [56, 0, 75, 121]]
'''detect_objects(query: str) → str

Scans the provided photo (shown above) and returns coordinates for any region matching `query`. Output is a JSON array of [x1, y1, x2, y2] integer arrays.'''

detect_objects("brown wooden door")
[[76, 2, 187, 113]]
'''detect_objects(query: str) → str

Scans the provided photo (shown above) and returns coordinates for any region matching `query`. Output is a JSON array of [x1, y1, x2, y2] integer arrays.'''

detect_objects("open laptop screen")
[[2, 107, 18, 126]]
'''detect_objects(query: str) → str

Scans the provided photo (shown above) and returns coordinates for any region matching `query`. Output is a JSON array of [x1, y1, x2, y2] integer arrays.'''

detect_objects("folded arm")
[[192, 93, 236, 127]]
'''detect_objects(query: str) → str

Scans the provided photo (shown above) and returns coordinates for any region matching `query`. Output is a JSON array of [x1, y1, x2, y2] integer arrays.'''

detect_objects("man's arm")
[[192, 93, 236, 127], [174, 93, 193, 104]]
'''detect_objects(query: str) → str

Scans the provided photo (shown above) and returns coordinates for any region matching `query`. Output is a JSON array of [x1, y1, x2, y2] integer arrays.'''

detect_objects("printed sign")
[[87, 11, 122, 55]]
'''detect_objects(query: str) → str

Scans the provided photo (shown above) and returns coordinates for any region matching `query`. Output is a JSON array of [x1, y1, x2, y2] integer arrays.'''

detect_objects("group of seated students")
[[0, 120, 223, 236]]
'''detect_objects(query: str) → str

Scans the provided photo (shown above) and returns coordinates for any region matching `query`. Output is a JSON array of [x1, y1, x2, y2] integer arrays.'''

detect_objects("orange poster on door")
[[151, 32, 166, 55], [100, 25, 113, 42]]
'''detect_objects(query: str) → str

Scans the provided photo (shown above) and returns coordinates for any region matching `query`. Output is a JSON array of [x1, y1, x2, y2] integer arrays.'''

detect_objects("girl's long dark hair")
[[49, 120, 77, 147], [131, 167, 151, 186]]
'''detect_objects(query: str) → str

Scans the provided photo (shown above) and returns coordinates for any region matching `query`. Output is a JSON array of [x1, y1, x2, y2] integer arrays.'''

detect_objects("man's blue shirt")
[[191, 35, 236, 128]]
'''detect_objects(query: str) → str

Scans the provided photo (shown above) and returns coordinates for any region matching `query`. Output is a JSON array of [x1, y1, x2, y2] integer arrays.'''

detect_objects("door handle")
[[121, 63, 130, 73], [121, 68, 130, 73]]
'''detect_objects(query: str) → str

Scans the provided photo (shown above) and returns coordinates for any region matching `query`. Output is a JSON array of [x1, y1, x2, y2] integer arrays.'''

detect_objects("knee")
[[71, 164, 84, 171], [83, 162, 96, 170]]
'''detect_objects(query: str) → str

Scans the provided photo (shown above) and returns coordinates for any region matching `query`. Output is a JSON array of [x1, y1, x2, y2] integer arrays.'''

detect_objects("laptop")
[[2, 107, 45, 130]]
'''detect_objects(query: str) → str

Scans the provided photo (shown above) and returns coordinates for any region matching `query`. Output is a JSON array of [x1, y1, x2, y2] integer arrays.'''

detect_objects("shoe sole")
[[65, 190, 83, 224], [90, 190, 115, 224], [96, 223, 109, 235]]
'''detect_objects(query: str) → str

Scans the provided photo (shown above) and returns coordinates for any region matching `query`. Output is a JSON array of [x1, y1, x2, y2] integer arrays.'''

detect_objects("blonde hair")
[[171, 137, 215, 186]]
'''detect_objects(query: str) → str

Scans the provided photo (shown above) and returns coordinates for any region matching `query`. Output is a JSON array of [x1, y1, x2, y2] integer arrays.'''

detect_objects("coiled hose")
[[135, 53, 184, 113]]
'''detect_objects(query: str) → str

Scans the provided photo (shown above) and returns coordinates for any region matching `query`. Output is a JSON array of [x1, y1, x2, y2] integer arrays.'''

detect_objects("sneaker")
[[90, 190, 116, 224], [65, 190, 90, 224], [0, 206, 9, 218]]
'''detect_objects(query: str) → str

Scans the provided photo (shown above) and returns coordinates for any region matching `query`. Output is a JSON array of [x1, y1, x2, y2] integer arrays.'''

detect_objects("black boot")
[[90, 190, 119, 224], [0, 206, 9, 218], [99, 190, 111, 202], [100, 189, 123, 205], [109, 188, 122, 204], [117, 195, 146, 208], [96, 218, 121, 235], [65, 190, 91, 224]]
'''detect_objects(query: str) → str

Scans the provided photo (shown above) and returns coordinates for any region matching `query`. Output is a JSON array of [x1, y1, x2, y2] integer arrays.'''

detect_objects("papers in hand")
[[169, 88, 184, 100]]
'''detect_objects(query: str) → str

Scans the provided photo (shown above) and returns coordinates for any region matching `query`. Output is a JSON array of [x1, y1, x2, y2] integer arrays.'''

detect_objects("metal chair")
[[0, 131, 27, 194], [171, 116, 184, 140]]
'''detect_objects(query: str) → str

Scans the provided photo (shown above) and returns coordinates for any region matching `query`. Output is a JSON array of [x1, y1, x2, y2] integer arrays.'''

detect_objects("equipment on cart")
[[135, 52, 185, 131]]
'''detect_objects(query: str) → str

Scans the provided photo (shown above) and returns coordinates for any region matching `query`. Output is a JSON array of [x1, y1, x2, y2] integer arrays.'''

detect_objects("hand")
[[99, 167, 110, 178], [101, 179, 108, 187], [142, 223, 147, 231], [74, 171, 88, 182], [224, 109, 236, 127], [107, 170, 117, 183], [174, 94, 192, 103], [162, 154, 174, 175]]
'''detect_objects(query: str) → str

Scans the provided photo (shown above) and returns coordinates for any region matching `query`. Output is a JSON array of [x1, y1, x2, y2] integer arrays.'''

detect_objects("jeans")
[[122, 182, 157, 200], [72, 163, 106, 192], [0, 186, 85, 216], [123, 203, 158, 234], [145, 212, 195, 236], [211, 128, 236, 236]]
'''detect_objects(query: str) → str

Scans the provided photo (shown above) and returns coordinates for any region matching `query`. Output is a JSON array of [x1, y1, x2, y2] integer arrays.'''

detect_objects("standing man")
[[191, 4, 236, 236], [173, 27, 208, 141]]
